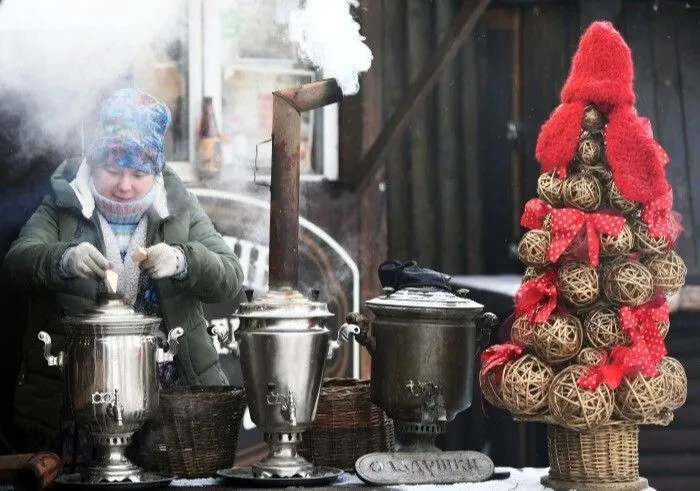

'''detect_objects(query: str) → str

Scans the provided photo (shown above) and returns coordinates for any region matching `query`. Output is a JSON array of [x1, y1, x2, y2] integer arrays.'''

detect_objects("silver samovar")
[[38, 296, 182, 483], [346, 273, 500, 485], [212, 288, 357, 478], [210, 79, 356, 482]]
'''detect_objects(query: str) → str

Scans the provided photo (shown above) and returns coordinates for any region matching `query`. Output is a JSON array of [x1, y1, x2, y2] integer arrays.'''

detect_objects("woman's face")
[[92, 165, 155, 201]]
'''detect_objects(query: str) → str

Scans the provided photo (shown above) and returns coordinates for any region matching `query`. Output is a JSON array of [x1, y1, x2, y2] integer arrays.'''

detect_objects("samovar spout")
[[266, 384, 297, 426], [105, 389, 124, 426], [155, 327, 184, 363], [37, 331, 64, 367]]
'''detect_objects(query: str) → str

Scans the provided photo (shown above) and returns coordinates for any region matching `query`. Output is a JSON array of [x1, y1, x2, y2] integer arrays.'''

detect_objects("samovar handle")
[[345, 312, 374, 355], [475, 312, 499, 353], [37, 331, 64, 368], [156, 327, 184, 363], [207, 324, 240, 357], [327, 318, 361, 360]]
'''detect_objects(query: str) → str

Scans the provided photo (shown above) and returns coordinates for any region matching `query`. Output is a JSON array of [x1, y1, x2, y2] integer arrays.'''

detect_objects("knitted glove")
[[60, 242, 110, 280], [142, 243, 187, 279]]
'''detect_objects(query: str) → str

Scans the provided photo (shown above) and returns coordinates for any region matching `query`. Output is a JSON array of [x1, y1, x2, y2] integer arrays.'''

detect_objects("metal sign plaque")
[[355, 451, 495, 486]]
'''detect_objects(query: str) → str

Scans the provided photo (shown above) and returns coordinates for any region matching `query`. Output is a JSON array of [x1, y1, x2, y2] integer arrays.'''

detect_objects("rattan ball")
[[518, 230, 551, 267], [643, 250, 687, 296], [608, 179, 639, 214], [615, 373, 670, 423], [658, 321, 670, 339], [511, 316, 534, 347], [557, 261, 600, 308], [582, 104, 606, 132], [600, 222, 634, 256], [658, 356, 687, 411], [479, 370, 505, 409], [537, 171, 565, 207], [603, 260, 654, 306], [584, 307, 629, 349], [532, 313, 583, 364], [576, 135, 604, 167], [562, 173, 603, 211], [579, 163, 613, 183], [501, 355, 554, 416], [577, 347, 606, 366], [549, 365, 614, 431], [522, 266, 544, 282], [631, 219, 669, 254]]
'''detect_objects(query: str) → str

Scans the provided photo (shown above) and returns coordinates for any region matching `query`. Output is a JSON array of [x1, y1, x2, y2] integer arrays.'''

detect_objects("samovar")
[[38, 295, 182, 483], [211, 288, 358, 478], [346, 263, 499, 454], [210, 78, 355, 483]]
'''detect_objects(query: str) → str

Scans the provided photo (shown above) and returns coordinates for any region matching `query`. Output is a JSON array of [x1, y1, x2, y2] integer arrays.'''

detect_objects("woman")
[[4, 88, 244, 460]]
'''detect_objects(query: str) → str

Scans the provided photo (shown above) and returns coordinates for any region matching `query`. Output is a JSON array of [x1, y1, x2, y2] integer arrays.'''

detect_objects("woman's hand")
[[61, 242, 110, 279], [141, 243, 187, 279]]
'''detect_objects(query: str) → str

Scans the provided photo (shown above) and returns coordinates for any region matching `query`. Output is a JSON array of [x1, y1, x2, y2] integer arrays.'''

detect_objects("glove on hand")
[[61, 242, 110, 280], [141, 243, 187, 279]]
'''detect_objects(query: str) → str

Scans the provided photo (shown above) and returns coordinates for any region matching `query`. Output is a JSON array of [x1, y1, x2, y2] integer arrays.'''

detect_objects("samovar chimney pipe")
[[269, 79, 343, 289]]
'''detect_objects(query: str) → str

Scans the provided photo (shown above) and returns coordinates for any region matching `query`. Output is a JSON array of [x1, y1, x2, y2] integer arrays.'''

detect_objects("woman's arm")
[[170, 192, 245, 303], [3, 196, 77, 292]]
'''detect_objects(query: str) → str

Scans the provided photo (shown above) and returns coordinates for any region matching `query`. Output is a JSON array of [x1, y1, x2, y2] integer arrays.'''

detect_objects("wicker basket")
[[543, 423, 648, 491], [159, 385, 246, 478], [298, 378, 395, 471]]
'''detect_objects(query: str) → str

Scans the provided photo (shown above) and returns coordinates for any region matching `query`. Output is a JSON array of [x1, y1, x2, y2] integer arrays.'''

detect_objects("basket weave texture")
[[160, 385, 246, 478], [547, 423, 639, 484], [299, 378, 395, 471]]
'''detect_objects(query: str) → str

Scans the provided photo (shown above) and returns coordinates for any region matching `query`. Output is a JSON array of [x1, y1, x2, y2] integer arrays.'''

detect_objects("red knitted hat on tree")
[[535, 21, 668, 204], [561, 21, 635, 109]]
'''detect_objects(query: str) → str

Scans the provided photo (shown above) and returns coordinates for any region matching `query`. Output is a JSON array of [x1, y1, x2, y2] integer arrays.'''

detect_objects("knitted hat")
[[87, 88, 171, 175], [560, 21, 635, 109]]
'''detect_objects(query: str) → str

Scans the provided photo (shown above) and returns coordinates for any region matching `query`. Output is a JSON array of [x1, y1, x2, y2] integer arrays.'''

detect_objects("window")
[[134, 0, 339, 183]]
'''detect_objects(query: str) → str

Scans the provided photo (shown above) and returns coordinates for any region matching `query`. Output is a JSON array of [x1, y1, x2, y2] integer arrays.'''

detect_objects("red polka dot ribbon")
[[480, 343, 524, 382], [616, 297, 669, 378], [514, 271, 558, 324], [578, 351, 624, 390], [520, 198, 552, 230], [641, 186, 683, 245], [547, 208, 625, 267]]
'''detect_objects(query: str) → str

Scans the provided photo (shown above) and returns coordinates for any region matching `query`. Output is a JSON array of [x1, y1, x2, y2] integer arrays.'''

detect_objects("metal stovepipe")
[[269, 79, 343, 289]]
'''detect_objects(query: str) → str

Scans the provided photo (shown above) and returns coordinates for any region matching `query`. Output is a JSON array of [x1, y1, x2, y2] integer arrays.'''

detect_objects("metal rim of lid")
[[64, 299, 162, 333], [365, 286, 484, 311], [236, 287, 334, 319]]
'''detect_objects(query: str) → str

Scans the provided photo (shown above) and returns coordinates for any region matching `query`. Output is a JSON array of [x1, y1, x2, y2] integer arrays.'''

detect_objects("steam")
[[289, 0, 372, 95], [0, 0, 185, 156]]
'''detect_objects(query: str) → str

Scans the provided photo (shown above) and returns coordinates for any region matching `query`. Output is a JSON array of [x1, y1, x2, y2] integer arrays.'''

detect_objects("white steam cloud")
[[0, 0, 185, 155], [289, 0, 372, 96]]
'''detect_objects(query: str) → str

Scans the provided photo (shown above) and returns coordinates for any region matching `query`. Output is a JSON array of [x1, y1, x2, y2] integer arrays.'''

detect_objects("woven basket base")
[[541, 475, 649, 491]]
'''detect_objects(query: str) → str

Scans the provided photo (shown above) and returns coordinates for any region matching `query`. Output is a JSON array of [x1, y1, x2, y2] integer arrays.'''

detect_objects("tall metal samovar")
[[346, 262, 500, 485], [211, 79, 356, 481], [38, 296, 182, 483]]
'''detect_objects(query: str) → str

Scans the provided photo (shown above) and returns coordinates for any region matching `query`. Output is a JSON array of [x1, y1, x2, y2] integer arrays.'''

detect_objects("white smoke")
[[0, 0, 185, 156], [288, 0, 373, 96]]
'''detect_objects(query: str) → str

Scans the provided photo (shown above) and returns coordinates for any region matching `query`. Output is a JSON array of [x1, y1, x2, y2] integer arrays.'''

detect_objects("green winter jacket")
[[4, 158, 244, 445]]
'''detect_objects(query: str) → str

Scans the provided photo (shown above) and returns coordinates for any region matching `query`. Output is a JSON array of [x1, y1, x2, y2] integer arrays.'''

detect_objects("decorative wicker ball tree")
[[479, 21, 687, 491]]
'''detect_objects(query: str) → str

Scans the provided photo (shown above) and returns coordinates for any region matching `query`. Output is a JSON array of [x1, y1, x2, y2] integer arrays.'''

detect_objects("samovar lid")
[[236, 287, 334, 319], [64, 295, 162, 334], [365, 286, 484, 312]]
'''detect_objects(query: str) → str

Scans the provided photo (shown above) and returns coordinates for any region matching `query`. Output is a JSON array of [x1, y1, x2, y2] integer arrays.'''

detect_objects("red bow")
[[616, 297, 669, 378], [547, 208, 625, 267], [520, 198, 552, 230], [578, 352, 624, 390], [514, 271, 558, 324], [480, 343, 524, 382], [641, 187, 683, 245]]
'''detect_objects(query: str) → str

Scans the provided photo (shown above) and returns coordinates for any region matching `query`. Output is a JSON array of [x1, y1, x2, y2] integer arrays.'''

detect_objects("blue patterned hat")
[[87, 88, 171, 175]]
